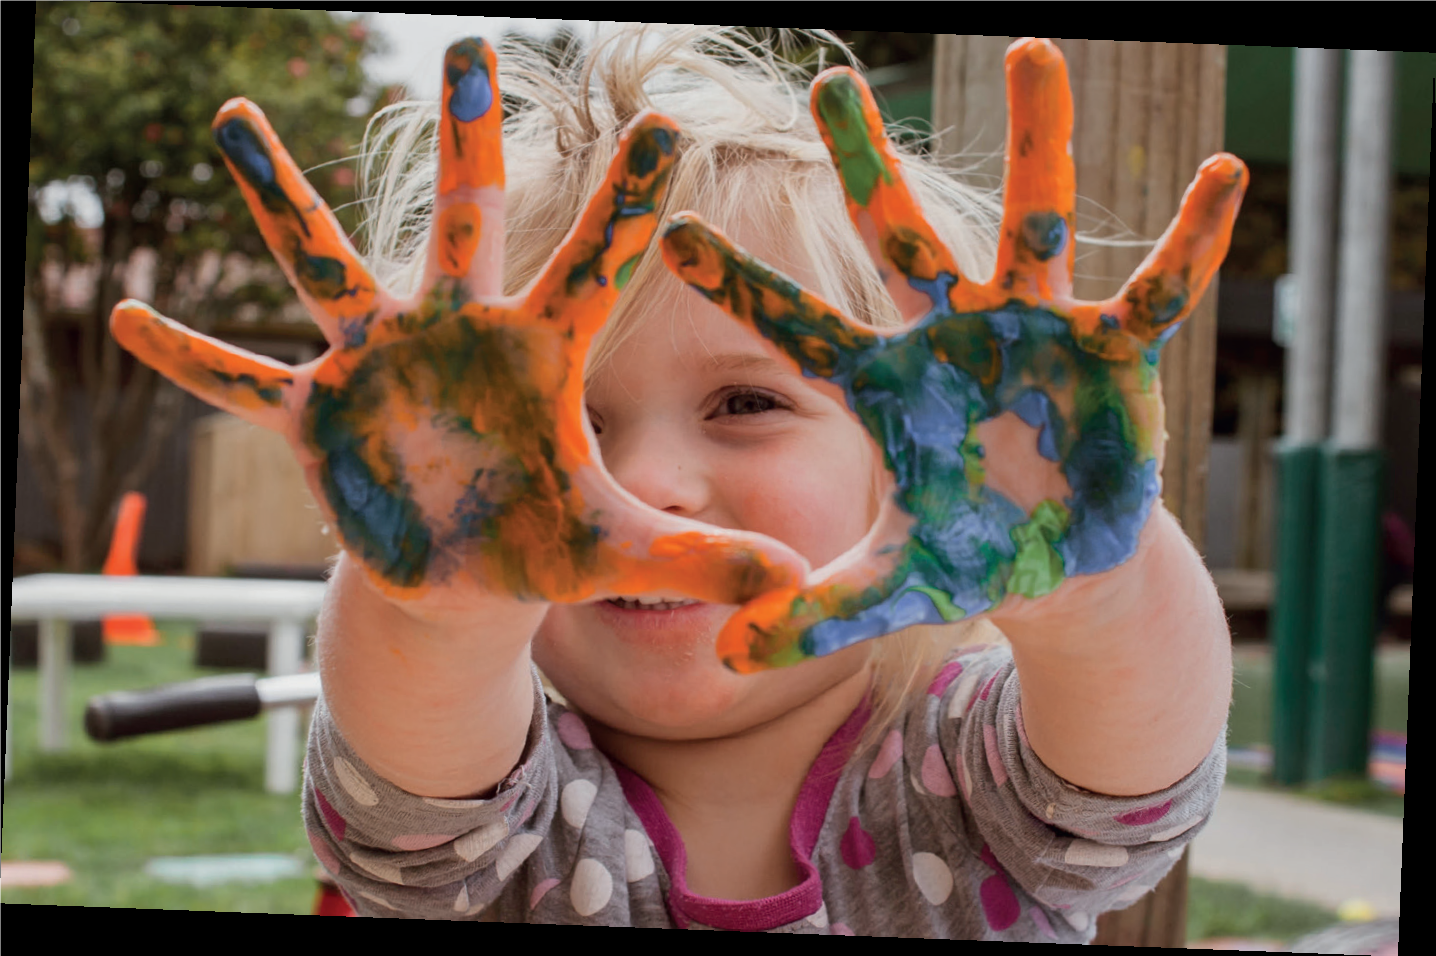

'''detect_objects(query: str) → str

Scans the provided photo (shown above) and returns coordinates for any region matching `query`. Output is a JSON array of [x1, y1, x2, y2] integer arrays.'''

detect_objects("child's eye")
[[711, 388, 784, 418]]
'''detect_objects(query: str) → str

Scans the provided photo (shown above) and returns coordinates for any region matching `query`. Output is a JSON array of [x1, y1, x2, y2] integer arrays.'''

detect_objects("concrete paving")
[[1189, 784, 1404, 918]]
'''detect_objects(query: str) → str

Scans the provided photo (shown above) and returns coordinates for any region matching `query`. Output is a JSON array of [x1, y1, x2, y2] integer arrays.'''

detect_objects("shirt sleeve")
[[301, 670, 556, 918], [924, 642, 1226, 930]]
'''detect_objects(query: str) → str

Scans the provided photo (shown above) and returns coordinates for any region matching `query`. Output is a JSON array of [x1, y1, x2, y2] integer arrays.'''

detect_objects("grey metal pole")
[[1271, 48, 1342, 785], [1331, 50, 1396, 450], [1285, 49, 1342, 445]]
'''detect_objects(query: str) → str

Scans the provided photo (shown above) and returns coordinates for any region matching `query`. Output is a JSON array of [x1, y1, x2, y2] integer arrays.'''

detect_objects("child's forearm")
[[316, 552, 550, 799], [993, 505, 1233, 797]]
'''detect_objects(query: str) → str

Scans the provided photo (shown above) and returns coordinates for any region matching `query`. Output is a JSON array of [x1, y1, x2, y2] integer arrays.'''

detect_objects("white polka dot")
[[562, 779, 598, 829], [455, 818, 508, 862], [1066, 910, 1090, 931], [348, 849, 402, 884], [334, 756, 378, 806], [1151, 815, 1203, 842], [453, 882, 471, 913], [571, 857, 613, 916], [358, 888, 399, 911], [1063, 840, 1129, 867], [909, 770, 926, 795], [807, 902, 829, 927], [1045, 803, 1057, 820], [624, 829, 654, 882], [496, 832, 544, 881], [1166, 845, 1185, 860], [911, 852, 954, 905], [947, 669, 983, 719]]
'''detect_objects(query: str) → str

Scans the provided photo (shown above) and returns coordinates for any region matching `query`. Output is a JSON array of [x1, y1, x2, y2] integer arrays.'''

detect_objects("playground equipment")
[[83, 671, 352, 916], [102, 492, 160, 646]]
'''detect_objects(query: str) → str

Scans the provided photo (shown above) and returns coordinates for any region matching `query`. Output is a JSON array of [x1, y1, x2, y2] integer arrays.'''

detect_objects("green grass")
[[3, 622, 318, 913], [1186, 876, 1341, 944]]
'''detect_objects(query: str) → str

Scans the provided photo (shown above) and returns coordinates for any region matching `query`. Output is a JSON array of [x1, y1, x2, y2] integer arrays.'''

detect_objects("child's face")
[[532, 251, 880, 739]]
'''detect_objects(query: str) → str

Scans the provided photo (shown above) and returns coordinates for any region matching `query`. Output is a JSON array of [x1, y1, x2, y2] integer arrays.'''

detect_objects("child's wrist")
[[335, 549, 544, 632]]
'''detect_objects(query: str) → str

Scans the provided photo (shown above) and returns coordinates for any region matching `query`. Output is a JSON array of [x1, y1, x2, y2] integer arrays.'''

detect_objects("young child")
[[111, 27, 1241, 934]]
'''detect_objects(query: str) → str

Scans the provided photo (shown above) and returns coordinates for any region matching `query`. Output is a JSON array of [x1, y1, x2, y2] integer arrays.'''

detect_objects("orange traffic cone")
[[102, 491, 160, 646]]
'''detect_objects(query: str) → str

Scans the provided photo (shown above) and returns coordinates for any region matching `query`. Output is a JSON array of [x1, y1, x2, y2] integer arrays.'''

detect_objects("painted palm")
[[661, 38, 1248, 672], [110, 38, 807, 612]]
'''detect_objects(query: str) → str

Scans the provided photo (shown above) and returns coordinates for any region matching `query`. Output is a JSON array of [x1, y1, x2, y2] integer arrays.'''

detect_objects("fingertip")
[[1007, 37, 1063, 70], [212, 97, 264, 131]]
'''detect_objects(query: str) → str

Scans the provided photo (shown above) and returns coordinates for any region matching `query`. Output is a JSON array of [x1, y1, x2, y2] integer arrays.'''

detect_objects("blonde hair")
[[356, 25, 1008, 755]]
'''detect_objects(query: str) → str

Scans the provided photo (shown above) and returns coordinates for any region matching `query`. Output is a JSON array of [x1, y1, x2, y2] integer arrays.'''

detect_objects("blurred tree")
[[25, 3, 385, 571]]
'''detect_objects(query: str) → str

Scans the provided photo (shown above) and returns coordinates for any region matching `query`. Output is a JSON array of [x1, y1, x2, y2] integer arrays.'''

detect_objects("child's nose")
[[600, 426, 712, 520]]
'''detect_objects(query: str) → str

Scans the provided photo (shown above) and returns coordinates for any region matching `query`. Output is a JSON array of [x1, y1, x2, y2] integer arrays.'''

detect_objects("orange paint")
[[438, 203, 483, 278]]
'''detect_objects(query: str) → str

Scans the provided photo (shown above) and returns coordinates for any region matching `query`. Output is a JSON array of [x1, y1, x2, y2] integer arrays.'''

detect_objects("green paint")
[[615, 254, 641, 291], [903, 585, 966, 621], [1008, 499, 1070, 598], [210, 369, 288, 406], [816, 76, 892, 208]]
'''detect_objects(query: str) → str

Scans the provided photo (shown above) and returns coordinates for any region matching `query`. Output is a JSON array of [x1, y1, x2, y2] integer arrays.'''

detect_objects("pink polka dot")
[[529, 877, 560, 910], [314, 785, 346, 841], [391, 833, 455, 851], [927, 660, 964, 696], [979, 672, 1000, 701], [832, 923, 855, 935], [307, 828, 342, 876], [557, 712, 593, 750], [1031, 905, 1057, 939], [978, 844, 1021, 930], [1114, 800, 1172, 826], [921, 745, 958, 797], [867, 729, 903, 779], [839, 816, 877, 868], [984, 724, 1008, 787]]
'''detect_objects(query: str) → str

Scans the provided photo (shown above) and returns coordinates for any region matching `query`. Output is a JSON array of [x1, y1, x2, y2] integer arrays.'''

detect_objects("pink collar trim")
[[610, 697, 870, 931]]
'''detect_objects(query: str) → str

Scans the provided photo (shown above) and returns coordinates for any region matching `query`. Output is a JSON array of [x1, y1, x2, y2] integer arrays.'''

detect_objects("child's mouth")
[[605, 595, 701, 611]]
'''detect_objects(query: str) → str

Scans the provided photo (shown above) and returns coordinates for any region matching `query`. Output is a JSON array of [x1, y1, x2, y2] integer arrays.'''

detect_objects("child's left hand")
[[661, 38, 1247, 672]]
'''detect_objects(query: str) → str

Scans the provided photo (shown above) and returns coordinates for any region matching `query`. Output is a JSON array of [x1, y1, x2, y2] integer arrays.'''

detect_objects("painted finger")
[[429, 37, 506, 296], [990, 38, 1077, 304], [713, 499, 934, 673], [811, 67, 966, 321], [523, 111, 680, 335], [1101, 154, 1249, 350], [111, 299, 294, 431], [212, 99, 381, 349], [660, 213, 881, 384]]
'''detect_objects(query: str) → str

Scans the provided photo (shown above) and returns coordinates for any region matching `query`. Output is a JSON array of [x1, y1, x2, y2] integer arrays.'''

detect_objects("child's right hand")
[[111, 38, 806, 621]]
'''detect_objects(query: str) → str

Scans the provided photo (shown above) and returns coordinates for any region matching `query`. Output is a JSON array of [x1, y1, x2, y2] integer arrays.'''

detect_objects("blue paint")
[[1061, 459, 1159, 575], [1100, 312, 1120, 330], [1021, 212, 1068, 261], [1008, 389, 1060, 461], [214, 118, 309, 236], [447, 42, 494, 122], [905, 271, 959, 315]]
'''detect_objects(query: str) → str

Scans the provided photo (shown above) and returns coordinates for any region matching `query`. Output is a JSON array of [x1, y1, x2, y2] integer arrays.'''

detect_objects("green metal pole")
[[1308, 448, 1385, 779], [1270, 444, 1320, 784]]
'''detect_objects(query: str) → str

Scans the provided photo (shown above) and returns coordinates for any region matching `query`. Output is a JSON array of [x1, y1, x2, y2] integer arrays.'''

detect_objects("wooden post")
[[933, 37, 1229, 947]]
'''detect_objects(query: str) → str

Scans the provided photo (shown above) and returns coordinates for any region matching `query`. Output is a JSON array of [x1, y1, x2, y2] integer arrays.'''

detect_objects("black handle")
[[84, 674, 264, 741]]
